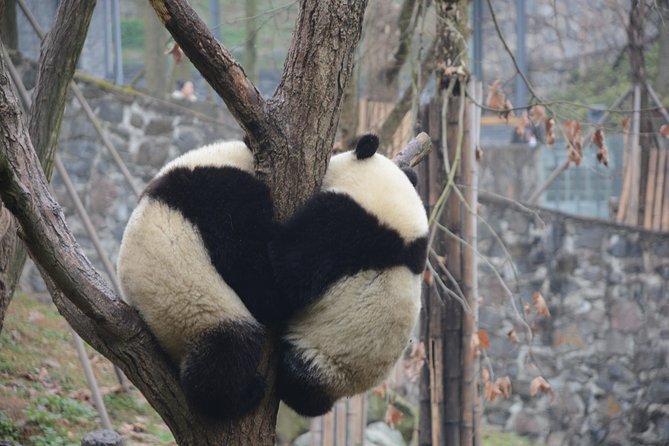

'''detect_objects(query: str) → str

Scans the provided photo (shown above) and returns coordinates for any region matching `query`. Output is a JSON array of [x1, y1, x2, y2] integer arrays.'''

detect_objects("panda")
[[270, 134, 429, 416], [117, 140, 277, 419]]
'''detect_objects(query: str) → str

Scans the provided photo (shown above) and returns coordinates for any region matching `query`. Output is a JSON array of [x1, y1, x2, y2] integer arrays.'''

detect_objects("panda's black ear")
[[401, 167, 418, 187], [355, 134, 379, 159]]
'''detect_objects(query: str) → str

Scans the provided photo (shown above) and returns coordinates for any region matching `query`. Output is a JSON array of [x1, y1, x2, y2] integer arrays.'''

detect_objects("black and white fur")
[[271, 134, 428, 416], [117, 141, 276, 419]]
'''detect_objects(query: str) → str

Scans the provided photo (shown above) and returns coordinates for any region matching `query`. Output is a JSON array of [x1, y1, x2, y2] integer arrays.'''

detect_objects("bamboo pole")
[[644, 148, 658, 229], [625, 84, 643, 226], [653, 149, 667, 231]]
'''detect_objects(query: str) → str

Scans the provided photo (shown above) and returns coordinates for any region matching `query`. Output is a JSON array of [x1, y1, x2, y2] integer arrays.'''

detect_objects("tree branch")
[[147, 0, 271, 141]]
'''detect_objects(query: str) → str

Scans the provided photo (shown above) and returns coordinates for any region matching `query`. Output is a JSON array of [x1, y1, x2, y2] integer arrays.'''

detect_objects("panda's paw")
[[180, 321, 266, 419], [276, 341, 337, 417]]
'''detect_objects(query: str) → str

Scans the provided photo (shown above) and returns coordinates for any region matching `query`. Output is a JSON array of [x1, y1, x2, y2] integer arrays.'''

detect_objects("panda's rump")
[[117, 199, 255, 360], [284, 266, 421, 394]]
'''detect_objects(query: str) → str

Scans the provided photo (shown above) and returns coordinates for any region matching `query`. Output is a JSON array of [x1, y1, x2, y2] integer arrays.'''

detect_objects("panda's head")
[[322, 134, 428, 241]]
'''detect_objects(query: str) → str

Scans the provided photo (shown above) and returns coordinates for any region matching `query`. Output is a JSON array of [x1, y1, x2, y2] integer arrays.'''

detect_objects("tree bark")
[[0, 0, 19, 52], [0, 0, 96, 333], [656, 0, 669, 97]]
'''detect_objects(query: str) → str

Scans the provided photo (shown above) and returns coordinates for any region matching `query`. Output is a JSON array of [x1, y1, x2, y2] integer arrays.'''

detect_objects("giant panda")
[[117, 140, 277, 419], [270, 134, 429, 416]]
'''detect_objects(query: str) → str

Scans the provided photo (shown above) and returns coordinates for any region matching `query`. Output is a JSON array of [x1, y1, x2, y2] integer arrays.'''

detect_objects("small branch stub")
[[393, 132, 433, 168]]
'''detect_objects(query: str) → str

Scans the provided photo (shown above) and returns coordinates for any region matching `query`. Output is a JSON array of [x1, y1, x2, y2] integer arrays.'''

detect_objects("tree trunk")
[[2, 1, 371, 444], [244, 0, 258, 84], [143, 0, 168, 96], [0, 0, 19, 52], [656, 0, 669, 97], [0, 0, 96, 333]]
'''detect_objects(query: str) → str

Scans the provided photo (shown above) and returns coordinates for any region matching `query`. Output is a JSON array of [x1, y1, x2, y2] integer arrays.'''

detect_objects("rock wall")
[[478, 193, 669, 445], [20, 81, 242, 293]]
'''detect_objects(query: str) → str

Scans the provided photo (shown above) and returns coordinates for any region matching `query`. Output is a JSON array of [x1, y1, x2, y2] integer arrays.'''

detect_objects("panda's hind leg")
[[276, 340, 337, 417], [180, 321, 265, 419]]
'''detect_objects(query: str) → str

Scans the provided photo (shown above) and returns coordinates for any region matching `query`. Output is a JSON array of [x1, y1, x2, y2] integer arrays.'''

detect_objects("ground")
[[0, 292, 175, 446]]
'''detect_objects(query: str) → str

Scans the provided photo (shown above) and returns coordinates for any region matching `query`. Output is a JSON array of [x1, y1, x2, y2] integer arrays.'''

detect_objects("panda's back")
[[283, 265, 421, 394]]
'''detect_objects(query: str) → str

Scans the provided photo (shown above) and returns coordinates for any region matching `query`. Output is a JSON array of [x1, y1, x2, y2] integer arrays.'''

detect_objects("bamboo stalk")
[[653, 149, 667, 231], [644, 148, 658, 229], [625, 84, 643, 226]]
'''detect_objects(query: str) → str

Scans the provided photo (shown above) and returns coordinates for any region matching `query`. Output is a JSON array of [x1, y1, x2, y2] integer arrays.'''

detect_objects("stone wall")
[[20, 81, 242, 293], [478, 193, 669, 446]]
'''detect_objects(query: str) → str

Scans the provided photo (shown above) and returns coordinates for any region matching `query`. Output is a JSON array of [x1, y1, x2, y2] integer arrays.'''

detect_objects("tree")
[[0, 0, 372, 444], [0, 0, 96, 332]]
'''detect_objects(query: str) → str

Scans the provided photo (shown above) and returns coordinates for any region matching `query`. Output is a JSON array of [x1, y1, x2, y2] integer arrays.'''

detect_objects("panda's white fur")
[[117, 140, 275, 419], [271, 134, 428, 416]]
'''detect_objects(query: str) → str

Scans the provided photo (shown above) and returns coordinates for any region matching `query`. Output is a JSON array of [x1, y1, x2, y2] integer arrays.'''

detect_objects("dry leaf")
[[545, 118, 556, 147], [495, 376, 512, 399], [661, 124, 669, 139], [516, 111, 530, 137], [529, 105, 546, 125], [621, 116, 631, 133], [384, 404, 403, 428], [564, 120, 583, 166], [372, 383, 387, 399], [530, 376, 553, 396], [482, 367, 491, 385], [532, 291, 551, 319], [523, 303, 532, 317], [423, 270, 433, 286], [404, 342, 425, 382], [478, 329, 490, 350], [165, 43, 184, 64], [592, 128, 609, 167], [471, 332, 481, 357], [476, 146, 484, 161], [507, 328, 519, 343], [486, 80, 514, 121]]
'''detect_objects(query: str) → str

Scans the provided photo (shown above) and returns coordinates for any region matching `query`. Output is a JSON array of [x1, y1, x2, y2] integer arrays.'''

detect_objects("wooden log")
[[644, 148, 658, 229], [652, 148, 666, 231]]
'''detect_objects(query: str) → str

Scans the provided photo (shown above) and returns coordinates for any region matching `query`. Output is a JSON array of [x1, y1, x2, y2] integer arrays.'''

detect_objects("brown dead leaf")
[[486, 80, 515, 121], [530, 376, 553, 397], [70, 389, 92, 402], [495, 376, 512, 399], [545, 118, 556, 147], [661, 124, 669, 139], [485, 381, 503, 402], [372, 383, 387, 400], [621, 116, 631, 133], [523, 303, 532, 317], [507, 328, 519, 343], [529, 105, 546, 125], [476, 146, 484, 161], [423, 270, 433, 287], [478, 329, 490, 350], [404, 342, 425, 383], [482, 367, 491, 385], [564, 120, 584, 166], [471, 332, 481, 358], [592, 128, 609, 167], [532, 291, 551, 319], [384, 404, 403, 428], [165, 43, 184, 64]]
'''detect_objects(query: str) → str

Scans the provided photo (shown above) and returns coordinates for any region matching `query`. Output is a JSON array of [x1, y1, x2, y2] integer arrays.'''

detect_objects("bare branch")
[[148, 0, 271, 140], [393, 132, 433, 168]]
